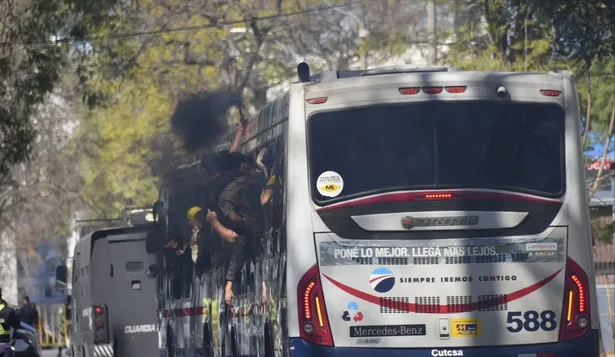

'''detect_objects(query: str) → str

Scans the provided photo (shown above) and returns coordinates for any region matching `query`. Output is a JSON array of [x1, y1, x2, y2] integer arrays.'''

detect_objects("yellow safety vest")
[[0, 303, 11, 342]]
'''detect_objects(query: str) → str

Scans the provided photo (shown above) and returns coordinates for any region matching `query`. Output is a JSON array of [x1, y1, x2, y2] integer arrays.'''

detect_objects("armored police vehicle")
[[55, 209, 159, 357]]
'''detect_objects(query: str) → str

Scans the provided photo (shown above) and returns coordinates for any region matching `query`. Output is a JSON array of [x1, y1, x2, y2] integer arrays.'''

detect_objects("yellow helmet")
[[187, 206, 202, 221]]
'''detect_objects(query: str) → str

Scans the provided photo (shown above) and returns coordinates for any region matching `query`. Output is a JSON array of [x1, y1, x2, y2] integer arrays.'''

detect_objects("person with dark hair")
[[206, 144, 265, 305], [208, 150, 244, 206], [18, 296, 38, 328]]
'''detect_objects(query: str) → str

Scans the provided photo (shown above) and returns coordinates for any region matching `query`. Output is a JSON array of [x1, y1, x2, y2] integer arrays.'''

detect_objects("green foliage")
[[446, 0, 614, 193], [70, 0, 307, 215], [0, 0, 67, 176], [576, 57, 615, 138], [531, 0, 614, 71], [67, 0, 614, 218], [446, 0, 557, 72], [70, 0, 391, 214], [0, 0, 128, 177], [74, 78, 173, 218], [591, 209, 614, 244]]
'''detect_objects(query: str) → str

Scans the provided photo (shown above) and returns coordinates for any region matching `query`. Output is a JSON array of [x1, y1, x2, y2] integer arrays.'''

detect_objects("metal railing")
[[35, 303, 69, 348], [597, 276, 615, 357]]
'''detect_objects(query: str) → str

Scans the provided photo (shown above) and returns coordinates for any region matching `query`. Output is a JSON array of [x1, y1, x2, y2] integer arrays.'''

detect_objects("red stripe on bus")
[[162, 306, 207, 318], [369, 275, 394, 284], [323, 268, 562, 313], [317, 190, 560, 212], [162, 303, 263, 318]]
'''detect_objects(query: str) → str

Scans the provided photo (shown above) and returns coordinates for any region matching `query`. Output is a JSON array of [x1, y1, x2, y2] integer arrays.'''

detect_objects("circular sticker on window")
[[316, 171, 344, 198]]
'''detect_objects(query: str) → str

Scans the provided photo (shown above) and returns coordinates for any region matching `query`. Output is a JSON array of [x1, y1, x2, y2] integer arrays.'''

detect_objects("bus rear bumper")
[[289, 330, 599, 357]]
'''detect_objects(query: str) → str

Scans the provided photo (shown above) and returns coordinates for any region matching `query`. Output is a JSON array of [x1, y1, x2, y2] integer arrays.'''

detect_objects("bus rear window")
[[308, 101, 565, 203]]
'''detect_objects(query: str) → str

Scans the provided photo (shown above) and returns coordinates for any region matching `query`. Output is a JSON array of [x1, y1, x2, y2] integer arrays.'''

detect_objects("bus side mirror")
[[146, 225, 163, 254], [55, 265, 68, 290], [65, 307, 72, 320]]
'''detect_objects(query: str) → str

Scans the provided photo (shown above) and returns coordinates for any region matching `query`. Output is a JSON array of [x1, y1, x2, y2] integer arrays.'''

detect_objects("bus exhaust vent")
[[379, 297, 410, 313], [378, 257, 409, 265], [475, 254, 507, 263], [447, 296, 472, 313], [445, 256, 471, 265], [477, 294, 509, 311], [413, 257, 439, 265], [415, 297, 441, 313], [351, 257, 373, 265]]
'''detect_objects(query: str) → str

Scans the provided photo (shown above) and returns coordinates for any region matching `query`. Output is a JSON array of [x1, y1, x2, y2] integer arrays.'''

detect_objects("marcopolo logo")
[[369, 267, 395, 293], [401, 216, 479, 230], [401, 216, 414, 229]]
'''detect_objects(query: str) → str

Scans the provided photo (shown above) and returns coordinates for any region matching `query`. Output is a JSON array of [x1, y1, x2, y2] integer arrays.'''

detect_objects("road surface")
[[41, 348, 68, 357]]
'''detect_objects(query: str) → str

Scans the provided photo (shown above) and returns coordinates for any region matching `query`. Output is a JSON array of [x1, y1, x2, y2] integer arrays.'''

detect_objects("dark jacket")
[[0, 299, 21, 343], [218, 173, 266, 283], [18, 303, 38, 327], [218, 174, 265, 237]]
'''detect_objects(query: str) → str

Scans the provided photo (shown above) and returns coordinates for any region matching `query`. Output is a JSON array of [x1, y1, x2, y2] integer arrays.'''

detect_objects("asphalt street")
[[41, 348, 68, 357]]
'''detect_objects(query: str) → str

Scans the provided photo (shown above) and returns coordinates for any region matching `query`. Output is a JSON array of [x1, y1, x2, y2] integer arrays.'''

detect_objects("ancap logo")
[[401, 216, 414, 229]]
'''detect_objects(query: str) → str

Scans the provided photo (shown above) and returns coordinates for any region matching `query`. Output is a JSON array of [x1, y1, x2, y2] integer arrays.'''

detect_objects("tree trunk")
[[589, 99, 615, 200]]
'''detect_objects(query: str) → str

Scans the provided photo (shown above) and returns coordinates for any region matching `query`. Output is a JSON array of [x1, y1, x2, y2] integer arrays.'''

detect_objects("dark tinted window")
[[126, 261, 144, 271], [309, 101, 564, 203]]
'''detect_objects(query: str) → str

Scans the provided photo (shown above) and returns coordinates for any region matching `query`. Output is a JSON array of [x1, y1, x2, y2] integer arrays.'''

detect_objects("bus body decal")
[[322, 268, 562, 313]]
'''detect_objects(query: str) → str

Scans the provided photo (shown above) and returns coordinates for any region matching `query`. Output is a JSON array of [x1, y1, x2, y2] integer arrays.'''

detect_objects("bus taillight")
[[93, 305, 111, 344], [297, 264, 333, 347], [398, 87, 420, 95], [307, 97, 328, 104], [540, 89, 561, 97], [425, 193, 453, 199], [571, 275, 586, 312], [445, 86, 467, 93], [559, 257, 591, 341], [422, 86, 443, 94]]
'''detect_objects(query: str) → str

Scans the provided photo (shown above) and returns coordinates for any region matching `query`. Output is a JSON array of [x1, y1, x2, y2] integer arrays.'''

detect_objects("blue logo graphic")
[[465, 324, 478, 331], [342, 311, 350, 321], [369, 267, 395, 293], [342, 301, 363, 322]]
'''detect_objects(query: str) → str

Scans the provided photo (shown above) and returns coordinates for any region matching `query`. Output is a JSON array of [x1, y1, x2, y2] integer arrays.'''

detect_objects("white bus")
[[155, 64, 599, 357]]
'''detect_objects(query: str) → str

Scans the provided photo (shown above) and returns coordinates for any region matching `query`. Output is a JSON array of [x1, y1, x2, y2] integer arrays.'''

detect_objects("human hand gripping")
[[206, 209, 217, 223]]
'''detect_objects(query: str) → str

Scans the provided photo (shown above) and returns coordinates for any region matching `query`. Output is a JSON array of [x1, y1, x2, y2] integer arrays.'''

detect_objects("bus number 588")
[[506, 310, 558, 333]]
